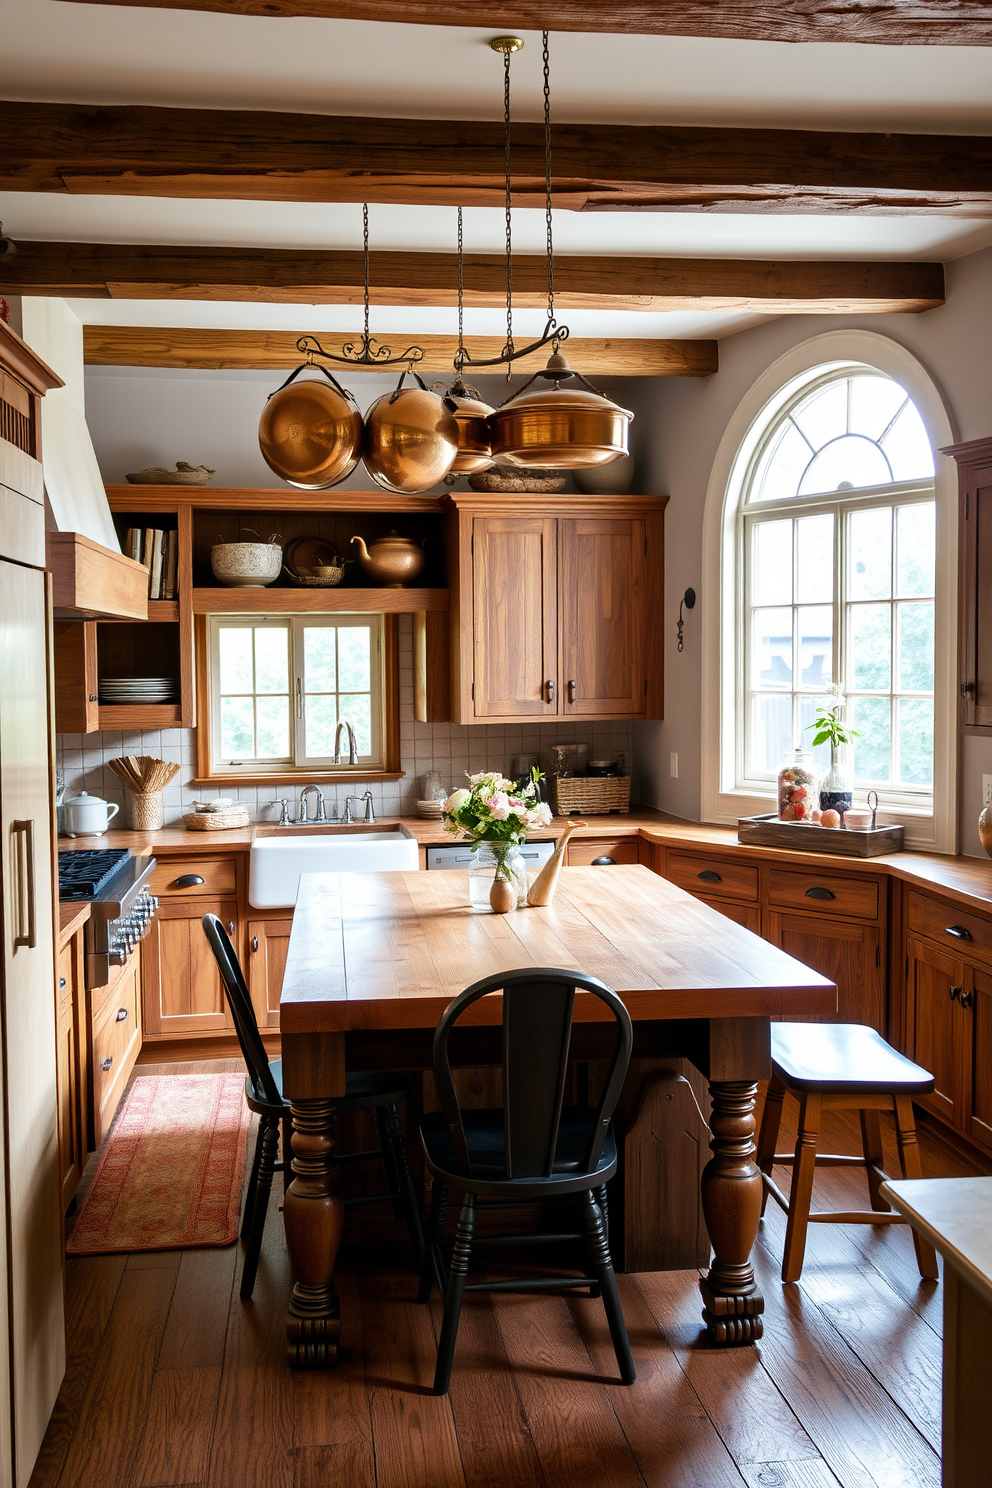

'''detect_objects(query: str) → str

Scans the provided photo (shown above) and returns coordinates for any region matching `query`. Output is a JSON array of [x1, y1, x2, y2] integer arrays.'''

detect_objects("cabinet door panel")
[[472, 516, 557, 719], [248, 919, 292, 1031], [969, 965, 992, 1149], [695, 895, 762, 933], [560, 517, 646, 717], [142, 897, 237, 1037], [765, 911, 880, 1030], [908, 937, 962, 1125]]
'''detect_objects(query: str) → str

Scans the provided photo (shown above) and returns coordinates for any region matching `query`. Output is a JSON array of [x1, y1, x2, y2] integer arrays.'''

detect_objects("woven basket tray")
[[183, 808, 252, 831], [549, 775, 631, 816]]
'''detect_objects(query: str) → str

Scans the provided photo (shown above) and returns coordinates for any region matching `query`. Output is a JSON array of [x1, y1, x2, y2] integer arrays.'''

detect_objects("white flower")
[[444, 787, 471, 814], [527, 802, 553, 827]]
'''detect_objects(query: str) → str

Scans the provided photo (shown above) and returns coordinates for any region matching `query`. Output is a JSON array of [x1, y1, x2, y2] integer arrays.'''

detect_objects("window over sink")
[[203, 613, 390, 779]]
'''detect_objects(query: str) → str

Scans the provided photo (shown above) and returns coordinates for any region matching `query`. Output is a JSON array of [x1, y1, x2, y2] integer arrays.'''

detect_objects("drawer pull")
[[251, 936, 259, 952], [174, 874, 205, 888], [101, 1056, 113, 1072], [545, 679, 556, 705], [567, 679, 577, 703], [59, 977, 66, 989], [949, 985, 961, 1001], [591, 857, 616, 866], [945, 925, 973, 941], [805, 886, 836, 901], [697, 870, 722, 883], [116, 1008, 128, 1022]]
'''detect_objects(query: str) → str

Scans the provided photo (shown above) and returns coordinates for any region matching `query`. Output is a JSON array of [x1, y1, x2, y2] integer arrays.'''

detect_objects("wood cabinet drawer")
[[150, 856, 238, 898], [667, 851, 758, 902], [92, 953, 141, 1143], [766, 868, 879, 922], [57, 942, 74, 1007], [566, 838, 640, 867], [907, 892, 992, 968]]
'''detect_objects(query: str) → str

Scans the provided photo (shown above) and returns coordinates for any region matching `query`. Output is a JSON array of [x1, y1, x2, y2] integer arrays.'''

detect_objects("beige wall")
[[628, 245, 992, 857]]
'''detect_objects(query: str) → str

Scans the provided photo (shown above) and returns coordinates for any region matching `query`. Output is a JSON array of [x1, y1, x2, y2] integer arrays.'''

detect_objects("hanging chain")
[[503, 47, 514, 378], [456, 205, 465, 372], [362, 202, 371, 345], [542, 30, 556, 344]]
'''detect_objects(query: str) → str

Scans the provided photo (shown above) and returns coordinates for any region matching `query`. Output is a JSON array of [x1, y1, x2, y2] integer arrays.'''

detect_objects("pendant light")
[[488, 32, 634, 470]]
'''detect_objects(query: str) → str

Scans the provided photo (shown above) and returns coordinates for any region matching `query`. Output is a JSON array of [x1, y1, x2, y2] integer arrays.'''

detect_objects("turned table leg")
[[699, 1079, 765, 1346], [283, 1097, 344, 1368]]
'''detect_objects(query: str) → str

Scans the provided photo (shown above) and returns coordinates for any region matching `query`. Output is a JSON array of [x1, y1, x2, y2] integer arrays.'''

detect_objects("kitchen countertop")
[[59, 902, 90, 946], [57, 808, 992, 915]]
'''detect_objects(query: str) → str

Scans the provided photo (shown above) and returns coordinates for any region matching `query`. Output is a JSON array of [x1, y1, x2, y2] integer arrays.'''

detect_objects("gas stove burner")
[[58, 848, 132, 901]]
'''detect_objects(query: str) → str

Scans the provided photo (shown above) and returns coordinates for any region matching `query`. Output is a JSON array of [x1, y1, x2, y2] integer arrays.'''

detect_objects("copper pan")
[[258, 365, 363, 489], [489, 353, 632, 471], [442, 377, 494, 475], [363, 370, 459, 494]]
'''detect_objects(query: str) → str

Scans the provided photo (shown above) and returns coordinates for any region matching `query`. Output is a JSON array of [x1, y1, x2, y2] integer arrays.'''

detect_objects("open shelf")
[[191, 587, 449, 614], [97, 702, 183, 729]]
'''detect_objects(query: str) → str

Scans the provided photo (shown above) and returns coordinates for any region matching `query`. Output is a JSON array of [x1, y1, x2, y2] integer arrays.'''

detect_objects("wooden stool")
[[756, 1022, 939, 1284]]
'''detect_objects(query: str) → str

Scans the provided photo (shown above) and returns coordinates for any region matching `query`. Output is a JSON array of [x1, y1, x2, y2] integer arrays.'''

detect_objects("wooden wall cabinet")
[[943, 435, 992, 730], [446, 494, 667, 725], [56, 934, 87, 1211]]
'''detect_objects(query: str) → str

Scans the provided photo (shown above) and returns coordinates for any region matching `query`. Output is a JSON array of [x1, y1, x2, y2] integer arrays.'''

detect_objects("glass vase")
[[819, 746, 853, 819], [777, 749, 817, 823], [468, 842, 528, 911]]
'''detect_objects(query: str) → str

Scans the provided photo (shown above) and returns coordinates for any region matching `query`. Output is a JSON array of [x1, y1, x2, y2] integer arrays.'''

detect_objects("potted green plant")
[[805, 687, 860, 819]]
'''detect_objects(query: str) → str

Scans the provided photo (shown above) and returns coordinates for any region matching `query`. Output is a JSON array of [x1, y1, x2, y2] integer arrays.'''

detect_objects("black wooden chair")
[[417, 966, 635, 1395], [202, 914, 424, 1299]]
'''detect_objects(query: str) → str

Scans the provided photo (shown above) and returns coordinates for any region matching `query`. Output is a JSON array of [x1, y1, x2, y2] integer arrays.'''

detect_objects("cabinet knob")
[[805, 886, 836, 900], [59, 977, 66, 989], [251, 936, 259, 952], [88, 694, 98, 703], [116, 1007, 128, 1022], [101, 1056, 113, 1071], [945, 925, 973, 941], [949, 985, 961, 1001], [174, 874, 205, 888], [961, 681, 975, 696], [228, 920, 235, 935], [545, 679, 556, 704], [960, 989, 975, 1010], [591, 856, 616, 866], [697, 869, 722, 883]]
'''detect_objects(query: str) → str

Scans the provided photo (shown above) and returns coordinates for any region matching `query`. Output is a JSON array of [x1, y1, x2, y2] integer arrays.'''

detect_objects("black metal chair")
[[202, 914, 424, 1299], [417, 965, 635, 1395]]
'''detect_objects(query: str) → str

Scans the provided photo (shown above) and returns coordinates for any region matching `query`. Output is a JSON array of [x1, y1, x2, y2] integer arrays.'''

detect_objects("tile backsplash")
[[57, 615, 632, 827]]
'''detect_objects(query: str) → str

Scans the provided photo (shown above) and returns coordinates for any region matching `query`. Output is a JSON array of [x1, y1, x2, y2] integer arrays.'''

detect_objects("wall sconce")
[[677, 588, 696, 653]]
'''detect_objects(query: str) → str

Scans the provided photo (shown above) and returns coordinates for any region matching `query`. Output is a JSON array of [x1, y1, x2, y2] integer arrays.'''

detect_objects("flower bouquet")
[[443, 770, 552, 912]]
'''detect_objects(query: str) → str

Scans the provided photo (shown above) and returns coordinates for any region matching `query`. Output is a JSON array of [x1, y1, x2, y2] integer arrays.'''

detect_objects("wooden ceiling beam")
[[0, 240, 945, 314], [2, 101, 990, 215], [55, 0, 992, 46], [81, 325, 719, 377]]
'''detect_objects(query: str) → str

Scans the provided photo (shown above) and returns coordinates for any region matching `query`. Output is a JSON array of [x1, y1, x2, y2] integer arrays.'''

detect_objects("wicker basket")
[[549, 775, 631, 816], [129, 791, 163, 830], [183, 808, 252, 831]]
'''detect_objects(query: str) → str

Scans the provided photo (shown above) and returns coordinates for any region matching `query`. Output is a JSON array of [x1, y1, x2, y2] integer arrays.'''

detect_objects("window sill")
[[191, 770, 406, 787]]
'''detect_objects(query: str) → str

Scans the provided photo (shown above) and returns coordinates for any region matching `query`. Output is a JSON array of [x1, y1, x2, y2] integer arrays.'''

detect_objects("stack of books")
[[123, 527, 179, 600]]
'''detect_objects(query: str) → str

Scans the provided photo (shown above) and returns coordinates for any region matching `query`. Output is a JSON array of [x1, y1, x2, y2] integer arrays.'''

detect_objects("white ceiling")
[[5, 3, 992, 131], [6, 2, 992, 345]]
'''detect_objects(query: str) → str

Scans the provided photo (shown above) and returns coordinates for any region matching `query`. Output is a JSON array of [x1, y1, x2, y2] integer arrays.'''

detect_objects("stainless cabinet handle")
[[251, 936, 259, 952], [116, 1008, 128, 1022], [698, 870, 722, 883], [805, 886, 836, 901], [592, 856, 616, 866], [12, 821, 36, 948], [567, 679, 576, 703], [546, 679, 556, 704], [101, 1056, 113, 1071], [174, 874, 205, 888], [945, 925, 973, 941]]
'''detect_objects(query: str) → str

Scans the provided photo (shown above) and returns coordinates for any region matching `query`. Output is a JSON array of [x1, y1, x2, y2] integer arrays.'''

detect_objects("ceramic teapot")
[[351, 532, 427, 587], [63, 790, 120, 837]]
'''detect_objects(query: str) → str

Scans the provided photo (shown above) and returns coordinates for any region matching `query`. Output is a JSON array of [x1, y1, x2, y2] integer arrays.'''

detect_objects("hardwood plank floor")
[[31, 1068, 990, 1488]]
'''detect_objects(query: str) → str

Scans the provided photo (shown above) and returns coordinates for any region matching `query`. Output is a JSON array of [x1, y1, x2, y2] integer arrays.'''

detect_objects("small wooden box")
[[737, 813, 904, 858]]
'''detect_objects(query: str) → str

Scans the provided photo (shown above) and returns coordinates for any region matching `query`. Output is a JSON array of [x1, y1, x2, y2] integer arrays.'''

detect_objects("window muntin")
[[209, 614, 384, 772], [739, 369, 936, 803]]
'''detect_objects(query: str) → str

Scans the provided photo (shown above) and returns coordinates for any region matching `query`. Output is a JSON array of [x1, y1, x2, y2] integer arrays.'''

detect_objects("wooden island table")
[[279, 864, 835, 1367]]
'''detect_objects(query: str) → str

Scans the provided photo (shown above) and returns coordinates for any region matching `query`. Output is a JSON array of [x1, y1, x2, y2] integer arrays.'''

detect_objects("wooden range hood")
[[46, 531, 148, 620]]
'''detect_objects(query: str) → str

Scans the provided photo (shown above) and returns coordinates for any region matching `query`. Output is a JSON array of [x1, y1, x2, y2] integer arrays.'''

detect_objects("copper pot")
[[443, 378, 494, 475], [351, 532, 427, 587], [489, 353, 633, 470], [258, 367, 363, 489], [363, 372, 459, 494]]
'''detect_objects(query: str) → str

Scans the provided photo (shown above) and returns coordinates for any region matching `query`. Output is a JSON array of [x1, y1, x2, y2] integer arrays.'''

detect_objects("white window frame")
[[207, 613, 385, 775], [700, 331, 958, 853]]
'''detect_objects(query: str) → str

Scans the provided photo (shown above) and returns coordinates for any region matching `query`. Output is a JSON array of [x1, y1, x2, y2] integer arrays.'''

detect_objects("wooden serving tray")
[[738, 813, 904, 858]]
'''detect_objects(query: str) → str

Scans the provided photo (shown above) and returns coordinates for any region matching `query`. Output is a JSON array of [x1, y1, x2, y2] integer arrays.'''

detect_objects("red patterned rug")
[[67, 1074, 252, 1254]]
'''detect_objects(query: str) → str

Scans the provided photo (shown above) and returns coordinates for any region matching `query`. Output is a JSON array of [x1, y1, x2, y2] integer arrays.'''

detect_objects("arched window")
[[740, 367, 936, 798]]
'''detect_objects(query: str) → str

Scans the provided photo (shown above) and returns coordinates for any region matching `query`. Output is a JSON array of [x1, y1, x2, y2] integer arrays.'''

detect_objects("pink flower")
[[488, 792, 512, 820]]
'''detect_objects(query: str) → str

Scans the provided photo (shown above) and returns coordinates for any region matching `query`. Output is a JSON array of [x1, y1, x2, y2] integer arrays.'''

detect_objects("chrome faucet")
[[333, 719, 359, 766], [344, 790, 375, 825], [297, 784, 325, 824]]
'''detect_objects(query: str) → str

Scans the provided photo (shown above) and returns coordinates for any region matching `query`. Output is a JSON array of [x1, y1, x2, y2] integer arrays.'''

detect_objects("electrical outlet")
[[670, 752, 679, 779], [984, 775, 992, 808]]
